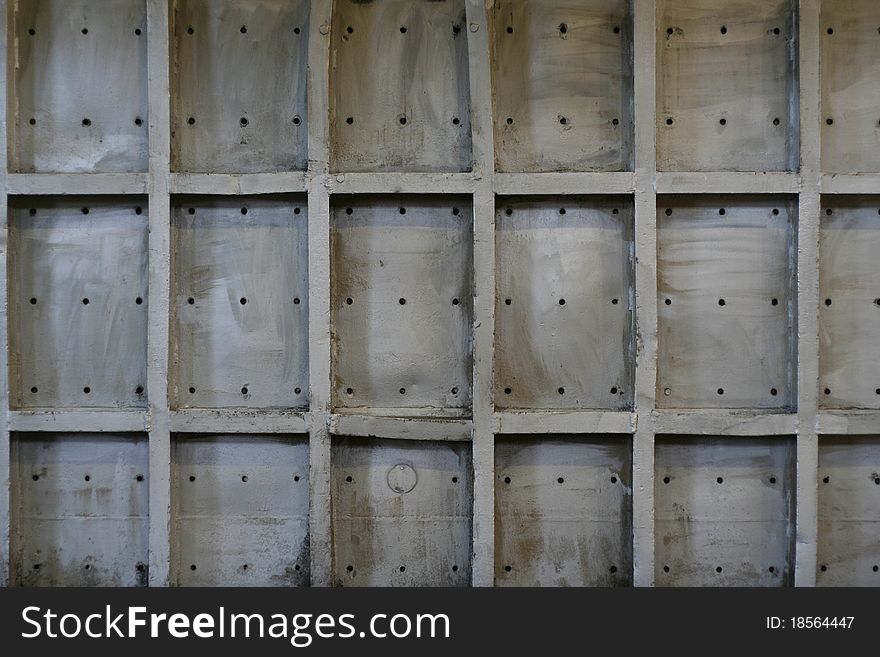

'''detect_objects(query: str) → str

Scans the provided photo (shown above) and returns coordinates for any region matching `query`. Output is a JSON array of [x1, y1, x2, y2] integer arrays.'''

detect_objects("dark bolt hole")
[[345, 207, 353, 214], [769, 566, 775, 573], [136, 297, 143, 305], [716, 566, 723, 573], [188, 207, 196, 214], [294, 387, 301, 394], [505, 207, 513, 215], [136, 474, 144, 482], [506, 117, 513, 125], [30, 298, 37, 305], [294, 475, 300, 482], [559, 208, 566, 215], [85, 564, 91, 570], [346, 26, 353, 34], [772, 298, 779, 306], [452, 565, 459, 572], [34, 564, 40, 570], [611, 476, 618, 484], [31, 387, 38, 393], [771, 388, 778, 396], [559, 23, 567, 34], [665, 298, 672, 305], [84, 475, 91, 482], [558, 298, 566, 305], [557, 477, 564, 484], [504, 387, 512, 395], [84, 386, 91, 394], [346, 387, 353, 395], [613, 208, 619, 214], [240, 25, 247, 34], [241, 386, 248, 395], [189, 475, 196, 482], [720, 118, 727, 126], [663, 476, 670, 484], [824, 388, 831, 395], [190, 564, 196, 571], [452, 208, 460, 216], [612, 118, 619, 126], [610, 566, 618, 573], [667, 27, 674, 35], [136, 386, 144, 395], [773, 208, 780, 215], [506, 26, 513, 34], [611, 386, 619, 394], [452, 298, 460, 305], [82, 28, 88, 35], [189, 387, 196, 394], [345, 476, 353, 483], [504, 476, 511, 484], [559, 117, 568, 125], [612, 298, 619, 305], [32, 475, 39, 481], [827, 27, 834, 35], [826, 118, 834, 125], [294, 208, 301, 215], [452, 476, 458, 483], [666, 117, 673, 126], [558, 387, 565, 395], [826, 208, 833, 215], [29, 117, 36, 125], [240, 117, 248, 126], [347, 565, 353, 572], [28, 28, 35, 35], [504, 565, 512, 572], [451, 386, 459, 395], [82, 118, 91, 126], [241, 207, 248, 215], [293, 116, 301, 125], [769, 476, 777, 484], [240, 297, 247, 305], [399, 566, 406, 572], [29, 208, 36, 215], [665, 208, 672, 216], [187, 297, 195, 305], [399, 116, 407, 125], [718, 299, 726, 306], [774, 27, 780, 35], [137, 563, 145, 572], [135, 28, 141, 35], [453, 25, 460, 35], [773, 118, 780, 126], [82, 207, 90, 214], [187, 117, 195, 125], [720, 26, 727, 34], [820, 565, 827, 572], [717, 477, 724, 484], [719, 208, 726, 215], [399, 298, 406, 305], [875, 477, 880, 485], [825, 298, 832, 306], [135, 206, 143, 215], [504, 298, 511, 305], [873, 565, 879, 572], [399, 388, 406, 395], [663, 565, 670, 572], [717, 388, 724, 395], [399, 207, 406, 214], [187, 27, 194, 35], [453, 117, 460, 125], [823, 476, 830, 484], [614, 26, 620, 34], [345, 297, 353, 305], [294, 297, 301, 305], [242, 475, 248, 482], [400, 26, 407, 33], [135, 117, 143, 126], [243, 564, 248, 570]]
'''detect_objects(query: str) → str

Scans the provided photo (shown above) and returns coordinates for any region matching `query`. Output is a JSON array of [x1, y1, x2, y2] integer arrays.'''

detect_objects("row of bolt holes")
[[503, 475, 619, 485], [187, 563, 302, 573], [666, 26, 782, 37], [661, 475, 779, 485], [185, 206, 302, 216], [186, 385, 303, 396], [502, 386, 623, 397], [344, 387, 459, 396], [344, 475, 459, 485], [663, 386, 778, 398], [185, 116, 301, 127], [185, 25, 302, 36], [665, 116, 784, 128], [32, 563, 149, 574], [659, 565, 783, 575], [27, 117, 145, 128], [30, 385, 144, 396], [502, 564, 621, 575], [345, 565, 457, 574], [31, 473, 145, 483], [186, 473, 302, 483]]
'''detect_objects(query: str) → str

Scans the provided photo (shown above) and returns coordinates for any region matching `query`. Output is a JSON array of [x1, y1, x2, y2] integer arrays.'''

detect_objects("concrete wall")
[[0, 0, 878, 588]]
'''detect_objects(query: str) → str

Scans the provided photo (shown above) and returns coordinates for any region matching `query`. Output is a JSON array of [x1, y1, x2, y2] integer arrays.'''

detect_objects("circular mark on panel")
[[387, 463, 417, 494]]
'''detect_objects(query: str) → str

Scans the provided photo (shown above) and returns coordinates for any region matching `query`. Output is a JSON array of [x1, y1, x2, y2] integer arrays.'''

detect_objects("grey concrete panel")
[[495, 196, 634, 410], [10, 0, 149, 172], [494, 435, 632, 586], [331, 196, 473, 416], [171, 196, 309, 410], [171, 434, 309, 586], [10, 433, 149, 586], [330, 0, 472, 172], [8, 197, 149, 409], [655, 436, 796, 587], [331, 437, 472, 586], [657, 196, 798, 410], [490, 0, 634, 172], [657, 0, 799, 171], [171, 0, 309, 173]]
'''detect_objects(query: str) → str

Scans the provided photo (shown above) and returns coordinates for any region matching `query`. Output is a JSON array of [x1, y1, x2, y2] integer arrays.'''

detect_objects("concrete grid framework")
[[0, 0, 877, 587]]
